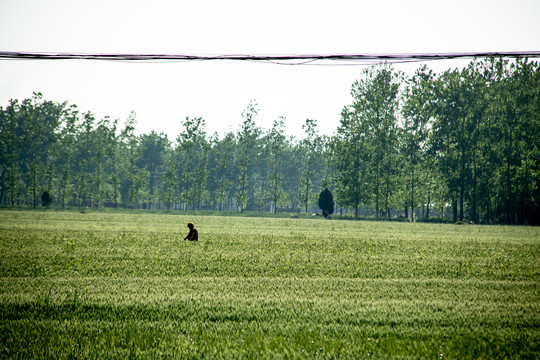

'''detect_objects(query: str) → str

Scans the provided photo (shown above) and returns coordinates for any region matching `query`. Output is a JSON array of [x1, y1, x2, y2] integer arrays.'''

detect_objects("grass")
[[0, 210, 539, 359]]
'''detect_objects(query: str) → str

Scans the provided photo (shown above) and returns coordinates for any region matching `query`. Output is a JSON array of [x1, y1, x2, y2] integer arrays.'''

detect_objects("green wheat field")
[[1, 210, 539, 359]]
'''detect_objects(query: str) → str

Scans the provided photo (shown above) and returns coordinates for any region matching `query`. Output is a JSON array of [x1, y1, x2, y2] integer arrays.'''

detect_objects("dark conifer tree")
[[318, 188, 335, 218]]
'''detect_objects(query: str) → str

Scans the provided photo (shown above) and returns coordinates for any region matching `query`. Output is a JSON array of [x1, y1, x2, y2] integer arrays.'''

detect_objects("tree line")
[[1, 58, 538, 224]]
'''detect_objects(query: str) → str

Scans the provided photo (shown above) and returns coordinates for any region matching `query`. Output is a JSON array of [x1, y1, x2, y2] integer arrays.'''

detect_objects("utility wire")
[[0, 51, 539, 65]]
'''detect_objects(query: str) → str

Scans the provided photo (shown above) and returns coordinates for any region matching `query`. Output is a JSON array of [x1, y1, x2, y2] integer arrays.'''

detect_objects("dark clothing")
[[185, 228, 198, 241]]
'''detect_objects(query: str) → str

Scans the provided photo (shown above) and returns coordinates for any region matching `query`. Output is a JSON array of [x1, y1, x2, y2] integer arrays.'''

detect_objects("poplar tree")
[[266, 117, 287, 213], [336, 64, 402, 218], [298, 119, 321, 213], [401, 65, 436, 220], [236, 100, 261, 212], [177, 117, 207, 210]]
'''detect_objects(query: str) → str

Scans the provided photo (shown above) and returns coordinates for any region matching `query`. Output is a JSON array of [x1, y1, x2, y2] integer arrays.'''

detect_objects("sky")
[[1, 0, 539, 140]]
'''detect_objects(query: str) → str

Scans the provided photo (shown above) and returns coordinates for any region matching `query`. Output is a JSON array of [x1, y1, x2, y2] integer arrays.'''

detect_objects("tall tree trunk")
[[452, 194, 458, 223], [375, 163, 380, 219], [506, 127, 513, 224], [472, 158, 478, 223], [460, 135, 466, 221], [410, 165, 415, 221], [385, 178, 390, 219], [459, 186, 465, 222], [426, 191, 431, 219]]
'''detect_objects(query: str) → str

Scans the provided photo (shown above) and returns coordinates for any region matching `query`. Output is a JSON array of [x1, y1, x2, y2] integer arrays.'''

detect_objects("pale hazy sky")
[[1, 0, 539, 139]]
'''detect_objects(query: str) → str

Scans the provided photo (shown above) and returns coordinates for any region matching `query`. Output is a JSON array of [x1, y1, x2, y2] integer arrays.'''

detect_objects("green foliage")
[[318, 188, 335, 218], [210, 132, 236, 211], [0, 210, 539, 359], [265, 118, 288, 213], [235, 100, 262, 212], [40, 191, 52, 207], [297, 119, 323, 213], [0, 59, 538, 224], [176, 117, 209, 211], [401, 65, 436, 220], [335, 64, 403, 219]]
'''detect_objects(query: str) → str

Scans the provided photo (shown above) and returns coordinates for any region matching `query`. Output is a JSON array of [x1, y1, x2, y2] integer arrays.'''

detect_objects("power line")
[[0, 51, 539, 65]]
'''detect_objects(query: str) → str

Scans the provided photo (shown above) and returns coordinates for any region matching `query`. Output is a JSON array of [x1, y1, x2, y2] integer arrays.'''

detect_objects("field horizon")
[[1, 209, 538, 359]]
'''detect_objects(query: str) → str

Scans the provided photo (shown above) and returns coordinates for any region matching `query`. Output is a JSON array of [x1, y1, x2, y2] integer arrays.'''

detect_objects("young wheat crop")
[[1, 210, 538, 359]]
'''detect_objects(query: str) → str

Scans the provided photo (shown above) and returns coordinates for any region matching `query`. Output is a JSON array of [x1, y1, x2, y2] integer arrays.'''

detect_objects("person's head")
[[187, 222, 194, 230]]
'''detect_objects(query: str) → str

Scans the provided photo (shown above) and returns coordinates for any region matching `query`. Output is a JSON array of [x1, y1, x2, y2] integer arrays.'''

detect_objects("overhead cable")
[[0, 51, 539, 65]]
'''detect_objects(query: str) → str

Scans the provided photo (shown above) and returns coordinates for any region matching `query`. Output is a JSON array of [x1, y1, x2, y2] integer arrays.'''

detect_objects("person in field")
[[183, 222, 198, 241]]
